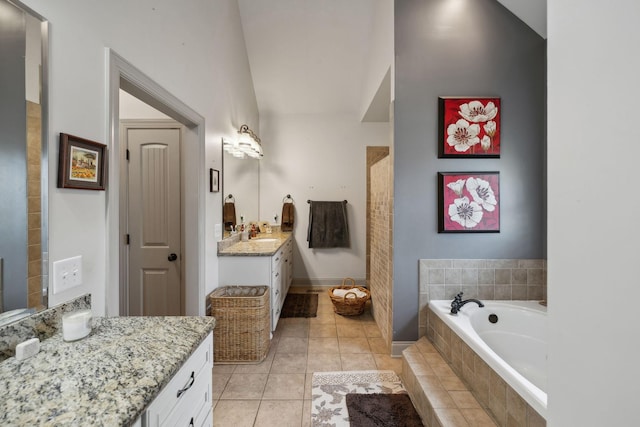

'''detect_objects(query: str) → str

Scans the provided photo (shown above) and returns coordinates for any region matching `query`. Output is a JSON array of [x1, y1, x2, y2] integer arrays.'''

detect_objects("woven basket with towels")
[[328, 278, 370, 316]]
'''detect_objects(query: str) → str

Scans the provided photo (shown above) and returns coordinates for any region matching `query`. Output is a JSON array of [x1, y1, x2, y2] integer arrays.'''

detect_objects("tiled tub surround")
[[0, 294, 91, 361], [426, 306, 545, 427], [0, 315, 215, 425], [402, 337, 498, 426], [419, 259, 546, 338]]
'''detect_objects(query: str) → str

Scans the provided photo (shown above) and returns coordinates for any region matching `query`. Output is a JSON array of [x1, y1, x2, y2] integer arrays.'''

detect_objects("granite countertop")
[[218, 231, 291, 256], [0, 316, 215, 426]]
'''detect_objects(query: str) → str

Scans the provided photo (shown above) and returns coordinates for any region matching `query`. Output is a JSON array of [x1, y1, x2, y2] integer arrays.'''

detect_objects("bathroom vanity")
[[218, 232, 293, 331], [0, 315, 215, 426]]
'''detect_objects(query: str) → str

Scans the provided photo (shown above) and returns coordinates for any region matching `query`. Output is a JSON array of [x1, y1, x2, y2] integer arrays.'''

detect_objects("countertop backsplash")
[[0, 293, 91, 361]]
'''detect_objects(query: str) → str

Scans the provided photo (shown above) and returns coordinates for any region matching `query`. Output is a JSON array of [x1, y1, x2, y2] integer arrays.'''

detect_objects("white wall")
[[22, 0, 258, 315], [547, 1, 640, 424], [259, 114, 389, 283], [119, 90, 170, 120], [359, 0, 394, 120]]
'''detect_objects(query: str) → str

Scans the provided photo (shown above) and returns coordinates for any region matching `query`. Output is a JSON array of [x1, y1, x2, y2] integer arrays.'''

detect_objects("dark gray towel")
[[307, 201, 349, 248]]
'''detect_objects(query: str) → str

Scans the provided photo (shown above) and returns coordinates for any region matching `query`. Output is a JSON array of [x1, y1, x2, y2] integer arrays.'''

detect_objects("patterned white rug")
[[310, 370, 408, 427]]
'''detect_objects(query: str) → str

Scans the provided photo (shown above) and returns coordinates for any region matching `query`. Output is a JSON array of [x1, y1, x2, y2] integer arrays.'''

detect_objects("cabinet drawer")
[[271, 283, 282, 304], [145, 333, 213, 426], [161, 366, 211, 427], [271, 249, 285, 270]]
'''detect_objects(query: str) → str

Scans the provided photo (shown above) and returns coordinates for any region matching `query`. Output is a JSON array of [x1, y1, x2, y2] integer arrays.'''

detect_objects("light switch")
[[215, 223, 222, 240], [52, 256, 82, 294]]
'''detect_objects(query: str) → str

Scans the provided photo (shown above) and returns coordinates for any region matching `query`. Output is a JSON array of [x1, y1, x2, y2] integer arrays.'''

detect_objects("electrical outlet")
[[214, 223, 222, 240], [52, 256, 82, 294]]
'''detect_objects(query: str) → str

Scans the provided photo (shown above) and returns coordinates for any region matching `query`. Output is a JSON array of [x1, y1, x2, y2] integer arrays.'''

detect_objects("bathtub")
[[429, 300, 547, 419]]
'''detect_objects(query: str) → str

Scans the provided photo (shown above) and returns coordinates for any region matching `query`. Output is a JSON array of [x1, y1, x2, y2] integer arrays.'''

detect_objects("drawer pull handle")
[[177, 371, 195, 398], [189, 417, 194, 427], [275, 272, 279, 277], [275, 257, 280, 262]]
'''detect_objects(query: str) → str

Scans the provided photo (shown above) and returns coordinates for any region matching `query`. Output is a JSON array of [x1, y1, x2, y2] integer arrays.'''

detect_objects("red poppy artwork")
[[438, 97, 501, 158], [438, 172, 500, 233]]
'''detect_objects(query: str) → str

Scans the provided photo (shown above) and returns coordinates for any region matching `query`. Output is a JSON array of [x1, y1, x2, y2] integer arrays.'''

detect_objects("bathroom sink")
[[253, 238, 278, 243]]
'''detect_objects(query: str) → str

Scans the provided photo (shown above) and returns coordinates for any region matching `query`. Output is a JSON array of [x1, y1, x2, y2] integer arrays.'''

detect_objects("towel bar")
[[307, 199, 348, 204], [283, 194, 294, 203]]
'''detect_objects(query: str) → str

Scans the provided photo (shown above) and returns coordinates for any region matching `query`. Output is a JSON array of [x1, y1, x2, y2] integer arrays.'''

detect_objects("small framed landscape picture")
[[438, 172, 500, 233], [438, 97, 501, 158], [57, 133, 107, 190]]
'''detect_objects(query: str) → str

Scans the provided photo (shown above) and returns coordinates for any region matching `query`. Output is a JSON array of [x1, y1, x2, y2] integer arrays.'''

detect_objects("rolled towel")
[[332, 288, 367, 299]]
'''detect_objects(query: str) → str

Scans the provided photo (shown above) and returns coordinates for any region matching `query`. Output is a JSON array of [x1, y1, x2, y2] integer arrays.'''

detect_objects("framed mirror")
[[0, 0, 49, 317]]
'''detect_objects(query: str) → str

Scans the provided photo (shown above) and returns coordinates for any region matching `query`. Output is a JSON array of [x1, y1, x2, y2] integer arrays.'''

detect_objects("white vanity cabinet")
[[218, 238, 293, 332], [143, 332, 213, 427]]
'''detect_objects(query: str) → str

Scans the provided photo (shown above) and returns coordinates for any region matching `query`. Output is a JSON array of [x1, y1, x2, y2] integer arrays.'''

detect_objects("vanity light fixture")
[[223, 124, 263, 159]]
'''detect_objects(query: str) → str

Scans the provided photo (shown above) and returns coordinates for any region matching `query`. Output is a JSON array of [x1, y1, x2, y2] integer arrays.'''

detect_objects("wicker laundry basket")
[[328, 278, 370, 316], [209, 285, 270, 363]]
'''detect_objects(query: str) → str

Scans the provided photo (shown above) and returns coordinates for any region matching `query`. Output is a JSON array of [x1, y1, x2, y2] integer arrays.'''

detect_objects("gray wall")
[[393, 0, 546, 340], [0, 1, 28, 311]]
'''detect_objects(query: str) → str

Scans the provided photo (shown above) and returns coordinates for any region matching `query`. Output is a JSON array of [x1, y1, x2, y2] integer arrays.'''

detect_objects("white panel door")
[[127, 127, 181, 316]]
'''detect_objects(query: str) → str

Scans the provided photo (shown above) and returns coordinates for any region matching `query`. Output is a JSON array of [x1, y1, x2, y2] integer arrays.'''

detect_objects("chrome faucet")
[[450, 292, 484, 314]]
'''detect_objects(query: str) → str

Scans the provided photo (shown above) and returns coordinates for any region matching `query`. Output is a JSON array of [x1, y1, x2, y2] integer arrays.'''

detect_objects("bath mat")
[[280, 293, 318, 318], [311, 370, 408, 427], [346, 393, 423, 427]]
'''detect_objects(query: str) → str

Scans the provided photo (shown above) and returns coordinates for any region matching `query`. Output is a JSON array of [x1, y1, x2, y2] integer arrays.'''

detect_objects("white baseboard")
[[292, 278, 366, 287]]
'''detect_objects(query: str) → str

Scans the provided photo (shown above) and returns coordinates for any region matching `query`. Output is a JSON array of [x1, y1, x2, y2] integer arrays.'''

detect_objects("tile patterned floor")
[[212, 287, 401, 427]]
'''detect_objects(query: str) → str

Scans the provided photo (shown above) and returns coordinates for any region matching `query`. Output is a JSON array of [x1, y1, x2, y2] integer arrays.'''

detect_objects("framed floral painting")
[[438, 172, 500, 233], [438, 97, 500, 158]]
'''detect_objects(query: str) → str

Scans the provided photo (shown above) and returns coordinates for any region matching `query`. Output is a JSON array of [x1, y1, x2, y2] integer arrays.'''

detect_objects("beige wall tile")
[[429, 268, 446, 285], [462, 269, 479, 285], [527, 269, 543, 285], [446, 268, 462, 284], [449, 390, 481, 409], [461, 408, 498, 426], [434, 408, 471, 426], [511, 269, 527, 285], [478, 269, 495, 285], [494, 269, 512, 285], [506, 388, 527, 425]]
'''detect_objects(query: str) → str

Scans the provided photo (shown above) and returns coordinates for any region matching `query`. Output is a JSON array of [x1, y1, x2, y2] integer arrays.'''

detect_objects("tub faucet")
[[450, 292, 484, 314]]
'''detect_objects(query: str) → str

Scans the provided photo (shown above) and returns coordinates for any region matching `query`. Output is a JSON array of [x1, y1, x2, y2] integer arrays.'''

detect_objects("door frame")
[[120, 120, 185, 316], [106, 49, 206, 316]]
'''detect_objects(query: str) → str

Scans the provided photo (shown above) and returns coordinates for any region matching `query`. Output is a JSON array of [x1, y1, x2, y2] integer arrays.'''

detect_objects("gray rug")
[[346, 393, 423, 426], [280, 293, 318, 318]]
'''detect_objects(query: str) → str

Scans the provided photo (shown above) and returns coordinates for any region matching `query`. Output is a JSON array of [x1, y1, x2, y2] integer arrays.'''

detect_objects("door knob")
[[168, 253, 178, 261]]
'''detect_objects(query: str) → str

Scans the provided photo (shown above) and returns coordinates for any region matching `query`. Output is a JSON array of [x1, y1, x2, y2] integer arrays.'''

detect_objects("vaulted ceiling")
[[237, 0, 546, 118]]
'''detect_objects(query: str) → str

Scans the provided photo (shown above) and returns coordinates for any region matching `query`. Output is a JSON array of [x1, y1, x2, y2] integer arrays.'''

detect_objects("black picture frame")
[[210, 168, 219, 193], [438, 96, 501, 158], [438, 171, 500, 233]]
